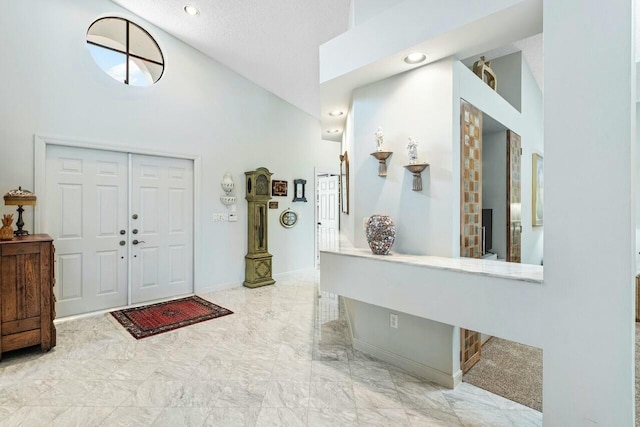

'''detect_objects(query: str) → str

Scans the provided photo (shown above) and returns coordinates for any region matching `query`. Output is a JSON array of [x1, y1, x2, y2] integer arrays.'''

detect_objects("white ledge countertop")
[[320, 240, 543, 284]]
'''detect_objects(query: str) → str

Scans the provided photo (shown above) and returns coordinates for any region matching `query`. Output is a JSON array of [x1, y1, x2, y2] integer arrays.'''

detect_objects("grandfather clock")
[[244, 167, 275, 288]]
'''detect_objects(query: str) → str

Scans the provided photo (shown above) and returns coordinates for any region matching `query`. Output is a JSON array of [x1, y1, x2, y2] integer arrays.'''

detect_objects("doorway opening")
[[315, 170, 340, 269]]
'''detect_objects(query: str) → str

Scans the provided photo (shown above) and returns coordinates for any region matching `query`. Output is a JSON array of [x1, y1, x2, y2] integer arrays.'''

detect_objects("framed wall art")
[[269, 201, 279, 209], [272, 180, 288, 197], [532, 153, 543, 226], [292, 179, 307, 202], [340, 151, 349, 214]]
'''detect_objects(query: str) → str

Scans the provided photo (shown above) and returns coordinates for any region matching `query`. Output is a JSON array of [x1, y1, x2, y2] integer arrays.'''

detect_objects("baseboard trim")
[[54, 292, 195, 323], [342, 298, 461, 389], [195, 268, 317, 295], [351, 336, 461, 389], [196, 281, 242, 295]]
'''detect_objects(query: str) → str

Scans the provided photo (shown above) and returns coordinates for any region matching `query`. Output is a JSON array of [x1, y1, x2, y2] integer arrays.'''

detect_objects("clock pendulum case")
[[244, 167, 276, 288]]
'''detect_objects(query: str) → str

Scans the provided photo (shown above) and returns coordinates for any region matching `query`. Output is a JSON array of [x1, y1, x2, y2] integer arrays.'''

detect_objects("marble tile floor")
[[0, 274, 542, 426]]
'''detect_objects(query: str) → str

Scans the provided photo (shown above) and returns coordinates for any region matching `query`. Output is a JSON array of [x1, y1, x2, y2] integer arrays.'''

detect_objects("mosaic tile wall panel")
[[507, 130, 522, 263], [460, 100, 483, 373], [461, 327, 482, 373], [460, 100, 483, 259]]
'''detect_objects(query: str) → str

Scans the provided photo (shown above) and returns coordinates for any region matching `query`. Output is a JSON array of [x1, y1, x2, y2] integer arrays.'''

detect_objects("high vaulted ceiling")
[[112, 0, 351, 118]]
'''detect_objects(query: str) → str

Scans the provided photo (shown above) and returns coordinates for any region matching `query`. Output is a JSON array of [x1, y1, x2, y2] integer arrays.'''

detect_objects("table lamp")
[[4, 187, 37, 236]]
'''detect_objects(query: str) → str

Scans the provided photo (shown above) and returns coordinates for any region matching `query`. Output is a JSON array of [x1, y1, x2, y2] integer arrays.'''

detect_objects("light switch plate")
[[228, 212, 238, 222], [213, 213, 228, 222]]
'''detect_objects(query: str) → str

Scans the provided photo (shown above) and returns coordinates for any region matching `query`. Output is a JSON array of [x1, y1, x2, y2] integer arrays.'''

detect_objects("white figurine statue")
[[407, 137, 419, 164], [374, 127, 384, 152]]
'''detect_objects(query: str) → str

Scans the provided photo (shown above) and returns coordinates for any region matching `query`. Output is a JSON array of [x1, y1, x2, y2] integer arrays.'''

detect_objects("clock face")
[[279, 209, 298, 228], [256, 175, 269, 196]]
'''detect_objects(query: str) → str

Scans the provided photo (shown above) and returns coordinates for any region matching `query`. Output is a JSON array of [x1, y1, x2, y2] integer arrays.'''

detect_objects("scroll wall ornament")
[[370, 126, 393, 177], [404, 138, 429, 191]]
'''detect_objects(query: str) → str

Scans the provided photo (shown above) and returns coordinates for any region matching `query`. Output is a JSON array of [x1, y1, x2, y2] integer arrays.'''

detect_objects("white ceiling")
[[111, 0, 351, 118]]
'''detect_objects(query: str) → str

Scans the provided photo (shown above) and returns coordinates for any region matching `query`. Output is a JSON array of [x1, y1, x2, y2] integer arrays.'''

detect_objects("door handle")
[[132, 240, 145, 245]]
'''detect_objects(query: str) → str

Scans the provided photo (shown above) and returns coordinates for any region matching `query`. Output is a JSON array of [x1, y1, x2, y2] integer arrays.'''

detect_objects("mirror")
[[340, 151, 349, 214]]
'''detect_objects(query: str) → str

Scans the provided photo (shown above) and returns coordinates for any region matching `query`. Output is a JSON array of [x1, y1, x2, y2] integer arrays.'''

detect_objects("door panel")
[[507, 131, 522, 263], [46, 146, 128, 317], [460, 100, 483, 372], [318, 175, 339, 230], [130, 154, 193, 303]]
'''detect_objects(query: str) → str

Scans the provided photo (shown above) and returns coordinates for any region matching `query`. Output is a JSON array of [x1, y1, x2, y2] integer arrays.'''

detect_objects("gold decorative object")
[[404, 163, 429, 191], [244, 167, 275, 288], [0, 214, 14, 241], [370, 151, 393, 177], [4, 187, 37, 236], [472, 56, 497, 91]]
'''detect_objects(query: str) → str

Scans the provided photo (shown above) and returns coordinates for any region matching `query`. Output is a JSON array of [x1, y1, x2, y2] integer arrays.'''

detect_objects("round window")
[[86, 17, 164, 86]]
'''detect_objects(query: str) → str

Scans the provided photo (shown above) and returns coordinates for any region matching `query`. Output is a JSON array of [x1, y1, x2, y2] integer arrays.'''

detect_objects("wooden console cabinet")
[[0, 235, 56, 360]]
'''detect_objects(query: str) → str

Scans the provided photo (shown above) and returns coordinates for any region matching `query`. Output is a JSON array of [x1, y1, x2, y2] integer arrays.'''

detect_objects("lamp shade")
[[4, 187, 37, 206]]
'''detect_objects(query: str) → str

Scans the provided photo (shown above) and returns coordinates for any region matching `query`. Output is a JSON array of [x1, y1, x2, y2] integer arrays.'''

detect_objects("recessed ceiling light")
[[184, 5, 200, 16], [403, 52, 427, 64], [329, 110, 344, 117], [326, 129, 341, 134]]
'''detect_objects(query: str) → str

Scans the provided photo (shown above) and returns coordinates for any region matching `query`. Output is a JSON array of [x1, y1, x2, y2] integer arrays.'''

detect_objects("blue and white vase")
[[365, 215, 396, 255]]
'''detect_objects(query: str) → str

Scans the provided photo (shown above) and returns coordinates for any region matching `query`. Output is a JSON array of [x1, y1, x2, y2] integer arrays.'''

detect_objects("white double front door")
[[46, 145, 193, 317]]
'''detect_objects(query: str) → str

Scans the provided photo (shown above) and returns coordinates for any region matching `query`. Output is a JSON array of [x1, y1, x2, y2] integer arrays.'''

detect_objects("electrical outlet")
[[390, 313, 398, 329]]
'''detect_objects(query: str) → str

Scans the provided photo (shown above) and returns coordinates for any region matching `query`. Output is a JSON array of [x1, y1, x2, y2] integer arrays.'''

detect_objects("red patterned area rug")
[[111, 296, 233, 339]]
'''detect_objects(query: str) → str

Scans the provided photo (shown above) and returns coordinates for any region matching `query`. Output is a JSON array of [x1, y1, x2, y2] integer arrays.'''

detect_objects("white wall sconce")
[[220, 171, 237, 209]]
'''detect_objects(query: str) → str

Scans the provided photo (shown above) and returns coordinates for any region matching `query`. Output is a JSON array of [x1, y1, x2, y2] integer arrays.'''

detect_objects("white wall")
[[349, 58, 456, 256], [482, 130, 507, 259], [456, 52, 544, 265], [636, 108, 640, 273], [543, 0, 635, 424], [489, 52, 523, 112], [0, 0, 334, 293], [345, 298, 459, 387], [339, 105, 356, 244]]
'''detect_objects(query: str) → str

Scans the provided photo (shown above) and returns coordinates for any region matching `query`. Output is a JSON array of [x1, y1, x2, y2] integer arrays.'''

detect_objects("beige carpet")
[[463, 337, 543, 411], [465, 327, 640, 420]]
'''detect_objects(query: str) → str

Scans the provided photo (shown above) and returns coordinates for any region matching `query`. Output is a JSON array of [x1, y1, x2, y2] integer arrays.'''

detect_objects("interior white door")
[[46, 145, 128, 317], [318, 175, 339, 230], [130, 154, 193, 303]]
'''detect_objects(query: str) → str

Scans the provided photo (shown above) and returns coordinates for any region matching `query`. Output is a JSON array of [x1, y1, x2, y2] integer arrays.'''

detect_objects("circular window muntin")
[[86, 16, 164, 86]]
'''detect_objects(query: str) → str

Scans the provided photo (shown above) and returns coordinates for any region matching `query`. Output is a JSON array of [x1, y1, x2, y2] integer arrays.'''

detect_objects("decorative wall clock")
[[279, 209, 299, 228]]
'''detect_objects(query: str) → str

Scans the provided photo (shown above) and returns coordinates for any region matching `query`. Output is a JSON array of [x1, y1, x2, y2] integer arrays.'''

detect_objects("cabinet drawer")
[[2, 243, 41, 256]]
